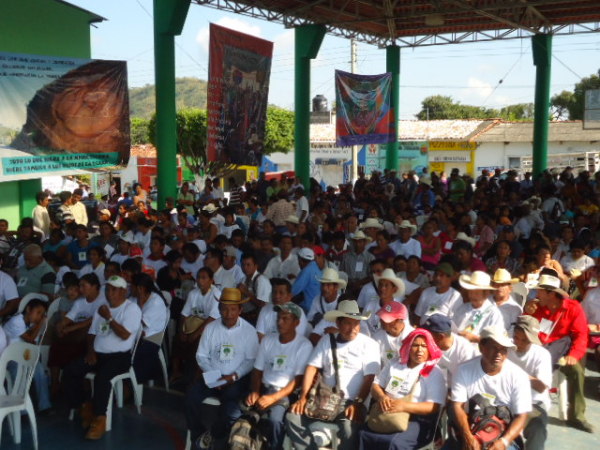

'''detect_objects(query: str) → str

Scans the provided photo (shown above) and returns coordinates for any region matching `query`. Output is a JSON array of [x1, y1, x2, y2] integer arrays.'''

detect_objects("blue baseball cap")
[[422, 314, 452, 333]]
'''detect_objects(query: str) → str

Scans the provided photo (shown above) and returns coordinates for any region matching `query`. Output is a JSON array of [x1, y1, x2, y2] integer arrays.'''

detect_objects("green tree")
[[264, 106, 295, 154], [417, 95, 534, 121], [550, 90, 575, 120], [130, 117, 151, 145], [499, 103, 534, 121], [550, 70, 600, 120]]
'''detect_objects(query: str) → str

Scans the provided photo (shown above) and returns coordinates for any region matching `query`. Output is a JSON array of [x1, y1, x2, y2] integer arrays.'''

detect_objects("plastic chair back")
[[0, 342, 40, 399]]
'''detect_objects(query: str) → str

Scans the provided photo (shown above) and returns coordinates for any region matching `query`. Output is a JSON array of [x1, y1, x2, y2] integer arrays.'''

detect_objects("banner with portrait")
[[0, 51, 130, 182], [207, 24, 273, 166], [335, 70, 394, 147]]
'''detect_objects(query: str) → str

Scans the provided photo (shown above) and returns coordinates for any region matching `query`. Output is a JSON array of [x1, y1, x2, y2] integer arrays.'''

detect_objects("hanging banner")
[[335, 70, 394, 147], [0, 51, 130, 181], [207, 24, 273, 167]]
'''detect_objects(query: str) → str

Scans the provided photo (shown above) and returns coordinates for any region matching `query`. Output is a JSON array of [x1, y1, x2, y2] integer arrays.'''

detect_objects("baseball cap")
[[129, 245, 143, 258], [313, 245, 326, 256], [435, 262, 455, 278], [480, 326, 516, 348], [274, 303, 303, 319], [422, 314, 452, 333], [107, 275, 127, 289], [376, 302, 408, 323], [298, 248, 315, 261], [514, 316, 542, 345]]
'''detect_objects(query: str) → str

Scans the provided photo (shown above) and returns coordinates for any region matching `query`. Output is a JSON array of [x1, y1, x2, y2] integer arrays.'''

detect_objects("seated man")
[[246, 303, 312, 449], [238, 252, 272, 325], [184, 288, 259, 447], [526, 272, 593, 433], [414, 262, 462, 325], [16, 244, 56, 299], [450, 326, 531, 450], [0, 255, 19, 319], [371, 301, 414, 366], [306, 267, 346, 328], [508, 316, 552, 450], [287, 300, 380, 450], [62, 275, 142, 440], [256, 278, 308, 340], [491, 269, 523, 333]]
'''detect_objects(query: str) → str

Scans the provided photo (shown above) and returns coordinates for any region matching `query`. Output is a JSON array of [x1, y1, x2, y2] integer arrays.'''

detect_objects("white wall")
[[119, 155, 139, 191]]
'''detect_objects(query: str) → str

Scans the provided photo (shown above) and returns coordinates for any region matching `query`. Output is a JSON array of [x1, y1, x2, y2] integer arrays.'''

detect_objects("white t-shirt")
[[263, 253, 300, 281], [495, 296, 523, 333], [508, 344, 552, 411], [254, 333, 313, 389], [582, 286, 600, 324], [214, 265, 245, 290], [243, 272, 272, 303], [560, 254, 595, 273], [66, 293, 108, 323], [306, 294, 339, 324], [357, 281, 379, 309], [181, 255, 204, 278], [142, 257, 168, 275], [296, 196, 309, 220], [451, 357, 532, 415], [196, 318, 259, 377], [0, 326, 7, 356], [256, 302, 308, 337], [307, 332, 380, 399], [453, 299, 505, 336], [181, 285, 221, 319], [78, 263, 106, 285], [415, 286, 463, 324], [438, 334, 479, 386], [375, 361, 446, 403], [390, 238, 422, 258], [371, 324, 415, 366], [89, 300, 142, 354], [0, 271, 19, 311], [141, 292, 168, 337], [110, 252, 130, 266], [3, 314, 28, 344]]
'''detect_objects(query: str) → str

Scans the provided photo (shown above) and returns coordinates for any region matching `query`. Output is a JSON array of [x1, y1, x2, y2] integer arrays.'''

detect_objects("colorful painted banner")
[[335, 70, 394, 147], [207, 24, 273, 166], [0, 51, 129, 181]]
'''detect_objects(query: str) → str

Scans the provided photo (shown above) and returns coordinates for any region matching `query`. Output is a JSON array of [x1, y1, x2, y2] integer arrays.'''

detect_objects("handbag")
[[304, 334, 346, 422], [367, 375, 421, 434]]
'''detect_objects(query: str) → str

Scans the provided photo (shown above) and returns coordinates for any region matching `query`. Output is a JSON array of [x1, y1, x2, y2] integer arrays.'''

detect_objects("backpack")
[[468, 394, 512, 449], [227, 410, 267, 450]]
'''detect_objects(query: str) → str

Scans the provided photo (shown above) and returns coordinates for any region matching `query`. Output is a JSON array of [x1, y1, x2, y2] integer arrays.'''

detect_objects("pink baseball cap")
[[129, 245, 143, 258], [376, 302, 408, 323]]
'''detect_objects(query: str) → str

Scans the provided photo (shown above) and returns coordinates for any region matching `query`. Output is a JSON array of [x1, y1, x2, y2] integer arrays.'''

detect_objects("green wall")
[[0, 0, 99, 226]]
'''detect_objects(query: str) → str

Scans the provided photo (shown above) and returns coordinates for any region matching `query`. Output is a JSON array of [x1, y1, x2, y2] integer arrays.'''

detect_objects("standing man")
[[291, 248, 322, 314], [69, 188, 89, 226], [263, 234, 300, 281], [294, 187, 309, 223], [32, 192, 51, 238], [339, 231, 374, 296]]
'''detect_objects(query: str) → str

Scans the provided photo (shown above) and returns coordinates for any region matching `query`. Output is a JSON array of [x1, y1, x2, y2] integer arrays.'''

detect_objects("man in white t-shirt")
[[62, 275, 142, 440], [286, 300, 380, 450], [451, 326, 531, 450], [256, 278, 308, 339], [246, 303, 312, 449], [185, 288, 259, 446], [262, 235, 300, 281], [423, 314, 478, 387], [415, 262, 462, 325], [491, 269, 523, 333], [238, 253, 272, 325], [0, 267, 19, 319], [508, 316, 552, 450], [294, 187, 309, 222], [371, 301, 414, 365]]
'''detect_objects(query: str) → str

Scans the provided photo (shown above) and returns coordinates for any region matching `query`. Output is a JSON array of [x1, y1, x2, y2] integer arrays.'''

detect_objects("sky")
[[68, 0, 600, 120]]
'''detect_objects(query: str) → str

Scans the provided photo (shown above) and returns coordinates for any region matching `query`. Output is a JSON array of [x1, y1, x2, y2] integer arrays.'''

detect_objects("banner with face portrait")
[[0, 51, 130, 182], [335, 70, 394, 147], [207, 24, 273, 166]]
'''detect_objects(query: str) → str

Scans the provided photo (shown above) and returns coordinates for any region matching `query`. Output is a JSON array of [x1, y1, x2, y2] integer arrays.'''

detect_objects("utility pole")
[[351, 38, 358, 183]]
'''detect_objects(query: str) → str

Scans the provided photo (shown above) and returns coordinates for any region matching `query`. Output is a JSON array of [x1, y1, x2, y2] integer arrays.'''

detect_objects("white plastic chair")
[[0, 342, 41, 450], [161, 290, 175, 359], [17, 293, 49, 314], [512, 282, 529, 308], [39, 299, 61, 371], [552, 369, 569, 420], [143, 309, 171, 393]]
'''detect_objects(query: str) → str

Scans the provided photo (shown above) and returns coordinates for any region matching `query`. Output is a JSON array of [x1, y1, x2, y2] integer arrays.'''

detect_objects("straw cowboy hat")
[[359, 218, 384, 230], [218, 288, 248, 305], [202, 203, 218, 214], [491, 268, 520, 285], [182, 316, 205, 334], [459, 271, 497, 290], [317, 268, 347, 289], [285, 214, 300, 224], [351, 230, 372, 242], [532, 274, 569, 298], [397, 220, 417, 234], [374, 268, 406, 298], [324, 300, 371, 322], [456, 232, 476, 247]]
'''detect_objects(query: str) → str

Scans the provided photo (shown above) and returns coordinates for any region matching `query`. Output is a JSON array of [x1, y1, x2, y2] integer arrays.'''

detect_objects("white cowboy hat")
[[397, 220, 417, 234], [324, 300, 371, 322], [359, 218, 384, 230], [285, 214, 300, 225], [317, 267, 347, 289], [532, 274, 569, 298], [374, 268, 405, 298], [491, 268, 519, 285], [459, 271, 497, 290], [202, 203, 218, 214], [456, 232, 476, 247], [350, 230, 372, 242]]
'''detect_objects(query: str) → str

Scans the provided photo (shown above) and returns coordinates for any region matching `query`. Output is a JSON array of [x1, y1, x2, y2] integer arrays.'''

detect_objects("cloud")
[[466, 77, 493, 99], [196, 17, 262, 52]]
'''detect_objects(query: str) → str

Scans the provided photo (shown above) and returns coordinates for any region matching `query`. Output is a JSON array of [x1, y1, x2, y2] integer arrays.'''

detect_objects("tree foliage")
[[264, 106, 295, 154], [130, 117, 151, 145], [550, 70, 600, 120], [416, 95, 534, 121]]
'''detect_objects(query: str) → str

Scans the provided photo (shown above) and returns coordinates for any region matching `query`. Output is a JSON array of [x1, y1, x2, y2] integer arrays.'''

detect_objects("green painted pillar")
[[19, 179, 42, 220], [386, 45, 400, 172], [294, 25, 326, 191], [153, 0, 190, 209], [532, 34, 552, 179]]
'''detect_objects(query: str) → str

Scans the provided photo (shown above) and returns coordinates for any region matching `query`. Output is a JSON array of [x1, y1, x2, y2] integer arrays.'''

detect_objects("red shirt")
[[530, 298, 589, 360]]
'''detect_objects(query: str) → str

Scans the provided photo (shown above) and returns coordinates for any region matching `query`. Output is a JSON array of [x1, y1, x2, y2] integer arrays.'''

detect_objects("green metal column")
[[294, 25, 326, 191], [532, 34, 552, 179], [19, 179, 42, 219], [153, 0, 190, 209], [386, 45, 400, 171]]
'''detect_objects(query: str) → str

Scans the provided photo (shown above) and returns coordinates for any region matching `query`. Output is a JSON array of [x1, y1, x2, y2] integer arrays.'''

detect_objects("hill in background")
[[129, 77, 208, 119]]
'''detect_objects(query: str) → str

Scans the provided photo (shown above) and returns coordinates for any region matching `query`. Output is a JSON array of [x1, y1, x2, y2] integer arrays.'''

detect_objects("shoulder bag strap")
[[329, 333, 342, 391]]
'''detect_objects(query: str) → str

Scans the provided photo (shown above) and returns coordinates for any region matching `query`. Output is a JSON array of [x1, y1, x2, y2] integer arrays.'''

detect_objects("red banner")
[[207, 24, 273, 166]]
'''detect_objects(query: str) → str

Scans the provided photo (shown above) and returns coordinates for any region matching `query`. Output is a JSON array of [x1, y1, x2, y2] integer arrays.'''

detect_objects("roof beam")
[[447, 0, 539, 34]]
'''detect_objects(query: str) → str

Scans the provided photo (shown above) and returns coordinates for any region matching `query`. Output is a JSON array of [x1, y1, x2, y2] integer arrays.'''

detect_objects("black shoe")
[[567, 419, 595, 433]]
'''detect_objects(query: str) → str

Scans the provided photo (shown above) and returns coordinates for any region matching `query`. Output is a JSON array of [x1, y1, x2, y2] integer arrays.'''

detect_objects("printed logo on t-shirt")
[[220, 344, 234, 361], [272, 355, 288, 371]]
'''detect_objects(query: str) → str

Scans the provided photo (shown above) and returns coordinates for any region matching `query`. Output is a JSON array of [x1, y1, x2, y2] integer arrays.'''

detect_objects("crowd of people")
[[0, 166, 598, 449]]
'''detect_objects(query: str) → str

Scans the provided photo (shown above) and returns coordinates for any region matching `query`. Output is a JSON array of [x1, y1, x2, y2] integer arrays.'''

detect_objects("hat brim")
[[536, 284, 569, 298], [377, 311, 407, 323], [484, 336, 516, 349], [491, 278, 520, 285], [351, 235, 373, 242], [374, 275, 406, 298], [317, 277, 348, 289], [323, 310, 371, 322], [459, 275, 497, 291], [360, 222, 383, 230], [218, 297, 249, 305]]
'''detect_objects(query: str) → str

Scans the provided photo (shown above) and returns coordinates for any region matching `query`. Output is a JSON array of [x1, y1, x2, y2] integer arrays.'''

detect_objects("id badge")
[[78, 251, 87, 262], [539, 318, 554, 335], [444, 241, 453, 250], [273, 355, 288, 371], [355, 261, 364, 272], [192, 307, 203, 317], [385, 376, 406, 395], [219, 344, 234, 361], [385, 350, 395, 362], [99, 321, 111, 335]]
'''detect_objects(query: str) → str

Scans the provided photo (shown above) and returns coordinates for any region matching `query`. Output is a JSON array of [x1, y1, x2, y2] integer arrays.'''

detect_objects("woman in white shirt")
[[78, 247, 106, 285], [359, 328, 446, 450], [131, 273, 169, 384]]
